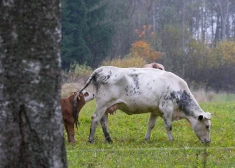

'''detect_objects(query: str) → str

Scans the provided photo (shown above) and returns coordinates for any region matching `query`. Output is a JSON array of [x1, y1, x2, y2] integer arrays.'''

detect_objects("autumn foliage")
[[130, 40, 163, 62], [131, 25, 163, 62], [101, 24, 163, 68]]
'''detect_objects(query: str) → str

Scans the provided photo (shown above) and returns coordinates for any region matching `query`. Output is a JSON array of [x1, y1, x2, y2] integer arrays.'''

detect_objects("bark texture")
[[0, 0, 67, 167]]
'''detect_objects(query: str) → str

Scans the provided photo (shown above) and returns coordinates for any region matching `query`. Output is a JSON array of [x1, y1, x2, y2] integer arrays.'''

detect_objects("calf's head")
[[191, 112, 211, 143], [69, 89, 94, 105], [82, 90, 94, 103], [72, 89, 94, 127]]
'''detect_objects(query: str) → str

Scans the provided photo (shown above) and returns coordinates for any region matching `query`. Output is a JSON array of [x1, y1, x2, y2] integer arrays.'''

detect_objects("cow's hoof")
[[168, 137, 174, 142], [107, 139, 113, 144], [105, 136, 113, 143], [88, 139, 94, 144], [144, 137, 150, 141], [70, 141, 76, 145]]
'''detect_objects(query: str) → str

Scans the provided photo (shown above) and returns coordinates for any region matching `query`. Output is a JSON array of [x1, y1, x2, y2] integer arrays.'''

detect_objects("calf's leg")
[[64, 122, 70, 142], [145, 113, 158, 141], [67, 121, 75, 144]]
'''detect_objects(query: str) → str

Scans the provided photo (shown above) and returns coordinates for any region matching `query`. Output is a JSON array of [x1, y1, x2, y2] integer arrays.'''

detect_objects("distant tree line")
[[62, 0, 235, 92]]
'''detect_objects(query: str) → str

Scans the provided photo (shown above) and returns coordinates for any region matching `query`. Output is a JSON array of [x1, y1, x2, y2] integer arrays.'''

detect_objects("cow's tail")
[[73, 68, 103, 128]]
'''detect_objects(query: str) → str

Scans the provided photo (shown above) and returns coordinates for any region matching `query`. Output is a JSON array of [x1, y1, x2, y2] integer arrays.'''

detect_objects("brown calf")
[[144, 62, 165, 70], [61, 90, 94, 144]]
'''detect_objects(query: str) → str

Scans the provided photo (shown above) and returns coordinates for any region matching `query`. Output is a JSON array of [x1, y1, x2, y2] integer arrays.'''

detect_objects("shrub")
[[102, 55, 146, 68], [62, 62, 93, 83]]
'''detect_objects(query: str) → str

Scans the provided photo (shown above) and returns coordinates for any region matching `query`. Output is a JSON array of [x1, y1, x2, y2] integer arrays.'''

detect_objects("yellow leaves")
[[130, 40, 163, 62], [132, 24, 163, 62]]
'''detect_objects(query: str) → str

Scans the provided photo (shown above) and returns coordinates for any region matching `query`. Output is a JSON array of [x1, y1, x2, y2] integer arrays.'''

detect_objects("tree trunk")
[[0, 0, 67, 167]]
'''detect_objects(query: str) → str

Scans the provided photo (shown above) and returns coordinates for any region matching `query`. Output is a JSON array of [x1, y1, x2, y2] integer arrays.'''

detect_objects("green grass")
[[211, 93, 235, 102], [65, 101, 235, 167]]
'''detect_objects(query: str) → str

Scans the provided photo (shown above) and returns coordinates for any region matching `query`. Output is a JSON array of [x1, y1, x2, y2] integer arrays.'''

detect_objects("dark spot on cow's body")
[[125, 86, 129, 96], [170, 90, 199, 116], [132, 74, 139, 89], [124, 75, 141, 96], [102, 71, 112, 82]]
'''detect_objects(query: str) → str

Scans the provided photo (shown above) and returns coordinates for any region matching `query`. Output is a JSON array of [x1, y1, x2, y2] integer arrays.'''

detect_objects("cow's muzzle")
[[201, 139, 211, 143]]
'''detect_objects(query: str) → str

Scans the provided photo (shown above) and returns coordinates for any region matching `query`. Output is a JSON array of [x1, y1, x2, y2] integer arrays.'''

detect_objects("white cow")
[[75, 66, 211, 143]]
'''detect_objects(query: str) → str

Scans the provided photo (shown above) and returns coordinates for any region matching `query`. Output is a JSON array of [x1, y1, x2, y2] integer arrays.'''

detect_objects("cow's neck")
[[181, 99, 204, 125], [175, 90, 203, 117]]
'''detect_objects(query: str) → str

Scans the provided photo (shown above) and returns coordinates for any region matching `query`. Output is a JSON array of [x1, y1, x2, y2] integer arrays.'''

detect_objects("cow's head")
[[191, 112, 211, 143]]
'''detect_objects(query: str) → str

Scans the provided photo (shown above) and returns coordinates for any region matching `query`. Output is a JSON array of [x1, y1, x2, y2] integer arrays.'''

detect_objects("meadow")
[[63, 84, 235, 168]]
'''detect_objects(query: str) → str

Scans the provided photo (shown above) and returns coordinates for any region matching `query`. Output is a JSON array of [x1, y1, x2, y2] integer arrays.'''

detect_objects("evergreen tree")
[[61, 0, 113, 69], [62, 0, 90, 69], [85, 0, 113, 67]]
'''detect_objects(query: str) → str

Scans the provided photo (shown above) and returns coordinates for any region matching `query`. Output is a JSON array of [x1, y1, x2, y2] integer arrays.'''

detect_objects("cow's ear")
[[77, 96, 80, 101], [205, 112, 211, 119], [198, 115, 204, 121]]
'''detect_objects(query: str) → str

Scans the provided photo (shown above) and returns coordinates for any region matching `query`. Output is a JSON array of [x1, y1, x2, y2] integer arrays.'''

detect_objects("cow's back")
[[93, 66, 187, 94], [92, 67, 190, 114]]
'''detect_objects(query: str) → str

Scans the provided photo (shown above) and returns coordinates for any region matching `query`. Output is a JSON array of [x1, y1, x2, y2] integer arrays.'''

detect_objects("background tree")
[[62, 0, 235, 92], [62, 0, 113, 69], [0, 0, 67, 167], [62, 0, 90, 69]]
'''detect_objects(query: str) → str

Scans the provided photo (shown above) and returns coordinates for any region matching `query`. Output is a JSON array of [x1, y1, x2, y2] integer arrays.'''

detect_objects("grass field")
[[65, 94, 235, 167]]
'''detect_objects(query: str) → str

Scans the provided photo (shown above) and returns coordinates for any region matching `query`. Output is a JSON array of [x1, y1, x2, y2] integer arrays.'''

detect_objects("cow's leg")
[[163, 116, 174, 141], [100, 113, 112, 143], [159, 100, 174, 141], [67, 121, 75, 144], [64, 122, 70, 142], [144, 113, 158, 141], [88, 107, 106, 143]]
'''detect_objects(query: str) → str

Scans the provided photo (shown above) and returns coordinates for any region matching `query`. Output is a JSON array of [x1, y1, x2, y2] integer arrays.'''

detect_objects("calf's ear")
[[70, 92, 76, 96]]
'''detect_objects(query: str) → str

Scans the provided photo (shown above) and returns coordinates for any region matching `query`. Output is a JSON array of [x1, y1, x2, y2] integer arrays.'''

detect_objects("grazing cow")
[[75, 66, 211, 144], [61, 90, 94, 144], [144, 62, 165, 70]]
